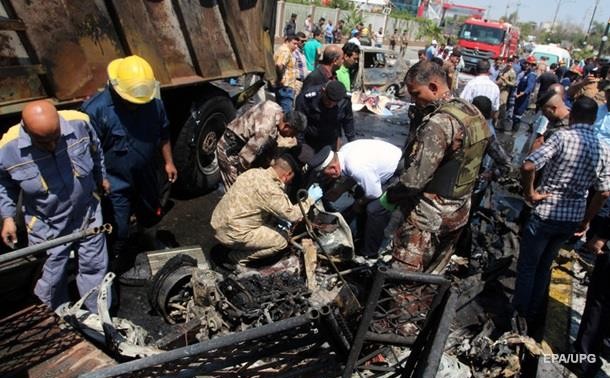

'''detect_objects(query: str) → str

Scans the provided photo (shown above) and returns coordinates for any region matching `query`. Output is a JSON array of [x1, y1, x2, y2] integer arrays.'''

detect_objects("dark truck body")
[[0, 0, 276, 194]]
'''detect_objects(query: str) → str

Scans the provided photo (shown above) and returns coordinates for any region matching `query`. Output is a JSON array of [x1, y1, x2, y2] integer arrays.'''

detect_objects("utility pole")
[[585, 0, 600, 42], [550, 0, 562, 34], [504, 0, 510, 20], [514, 0, 521, 23], [599, 18, 610, 58]]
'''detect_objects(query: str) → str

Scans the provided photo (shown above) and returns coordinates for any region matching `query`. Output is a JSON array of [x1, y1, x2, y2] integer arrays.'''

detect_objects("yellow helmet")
[[107, 55, 158, 104]]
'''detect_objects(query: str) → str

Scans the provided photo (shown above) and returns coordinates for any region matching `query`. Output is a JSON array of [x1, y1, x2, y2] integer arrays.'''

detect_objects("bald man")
[[302, 44, 344, 90], [0, 101, 109, 312]]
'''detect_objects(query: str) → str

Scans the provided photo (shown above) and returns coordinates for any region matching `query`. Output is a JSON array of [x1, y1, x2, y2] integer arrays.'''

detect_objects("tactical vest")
[[424, 99, 491, 199]]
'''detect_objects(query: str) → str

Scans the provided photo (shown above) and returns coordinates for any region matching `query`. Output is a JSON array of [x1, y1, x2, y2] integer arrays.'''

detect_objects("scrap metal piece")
[[342, 266, 454, 378], [56, 273, 162, 358], [80, 310, 320, 378]]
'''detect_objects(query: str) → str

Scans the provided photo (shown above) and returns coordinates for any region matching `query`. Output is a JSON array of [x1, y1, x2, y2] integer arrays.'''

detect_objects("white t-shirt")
[[337, 139, 402, 199], [374, 32, 384, 45], [460, 75, 501, 111], [347, 37, 361, 46]]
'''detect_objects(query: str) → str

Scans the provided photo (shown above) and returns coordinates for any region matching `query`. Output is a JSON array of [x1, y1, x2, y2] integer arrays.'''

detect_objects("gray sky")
[[455, 0, 610, 29]]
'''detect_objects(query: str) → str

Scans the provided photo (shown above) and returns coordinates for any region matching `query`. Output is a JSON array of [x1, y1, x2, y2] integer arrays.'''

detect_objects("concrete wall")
[[276, 1, 421, 43]]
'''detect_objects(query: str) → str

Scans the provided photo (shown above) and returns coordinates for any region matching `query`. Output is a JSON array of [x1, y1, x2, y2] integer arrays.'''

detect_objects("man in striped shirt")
[[514, 96, 610, 339]]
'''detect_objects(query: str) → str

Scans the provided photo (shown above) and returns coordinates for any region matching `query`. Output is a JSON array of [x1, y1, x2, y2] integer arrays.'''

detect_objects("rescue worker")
[[309, 140, 402, 257], [296, 80, 355, 152], [216, 100, 307, 188], [211, 155, 323, 265], [380, 61, 491, 272], [82, 55, 177, 265], [0, 101, 109, 312], [513, 55, 538, 132]]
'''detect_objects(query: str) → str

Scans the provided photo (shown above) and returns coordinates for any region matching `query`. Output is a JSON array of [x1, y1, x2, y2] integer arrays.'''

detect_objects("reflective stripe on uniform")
[[0, 125, 21, 149]]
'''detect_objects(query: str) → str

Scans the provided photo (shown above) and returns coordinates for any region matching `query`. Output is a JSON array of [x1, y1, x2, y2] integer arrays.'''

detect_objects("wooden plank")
[[174, 0, 241, 79], [0, 18, 26, 31], [217, 0, 266, 74], [108, 0, 171, 84], [8, 0, 94, 100], [302, 238, 318, 291]]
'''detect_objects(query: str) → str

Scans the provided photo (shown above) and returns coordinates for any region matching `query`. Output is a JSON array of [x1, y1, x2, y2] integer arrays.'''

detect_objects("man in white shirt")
[[309, 140, 402, 257], [348, 32, 361, 47], [460, 59, 501, 121]]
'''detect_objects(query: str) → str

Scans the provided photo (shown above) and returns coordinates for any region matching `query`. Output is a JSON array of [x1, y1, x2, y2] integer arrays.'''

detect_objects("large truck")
[[0, 0, 276, 196], [456, 17, 520, 71]]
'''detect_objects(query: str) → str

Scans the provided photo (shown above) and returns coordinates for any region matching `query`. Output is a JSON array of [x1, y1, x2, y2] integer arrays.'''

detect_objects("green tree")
[[344, 7, 364, 34]]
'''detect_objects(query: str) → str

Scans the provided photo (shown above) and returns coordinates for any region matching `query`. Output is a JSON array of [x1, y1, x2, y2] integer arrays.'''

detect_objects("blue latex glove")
[[307, 183, 324, 202], [379, 192, 397, 211]]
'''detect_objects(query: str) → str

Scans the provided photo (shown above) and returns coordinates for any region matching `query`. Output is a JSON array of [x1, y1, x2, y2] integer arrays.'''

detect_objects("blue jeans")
[[513, 214, 578, 319], [275, 86, 294, 114]]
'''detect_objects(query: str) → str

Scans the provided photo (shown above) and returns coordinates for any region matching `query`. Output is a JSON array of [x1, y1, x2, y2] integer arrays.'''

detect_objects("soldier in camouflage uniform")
[[211, 155, 322, 264], [216, 101, 307, 188], [381, 61, 492, 272]]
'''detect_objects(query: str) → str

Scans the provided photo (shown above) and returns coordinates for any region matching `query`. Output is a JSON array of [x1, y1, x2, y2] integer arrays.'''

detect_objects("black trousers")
[[574, 253, 610, 374]]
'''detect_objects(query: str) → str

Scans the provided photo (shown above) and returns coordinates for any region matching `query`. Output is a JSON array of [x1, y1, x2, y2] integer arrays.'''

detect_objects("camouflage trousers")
[[223, 226, 288, 265], [217, 147, 242, 189], [391, 220, 463, 272]]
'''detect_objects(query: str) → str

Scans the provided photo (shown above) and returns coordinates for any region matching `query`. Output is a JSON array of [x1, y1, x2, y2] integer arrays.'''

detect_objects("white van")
[[531, 44, 572, 67]]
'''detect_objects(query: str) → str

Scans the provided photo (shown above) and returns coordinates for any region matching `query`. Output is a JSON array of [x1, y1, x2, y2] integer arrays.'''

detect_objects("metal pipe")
[[364, 332, 416, 347], [337, 266, 368, 276], [342, 266, 387, 378], [296, 189, 315, 235], [382, 269, 450, 286], [0, 223, 112, 265], [80, 312, 315, 378], [320, 305, 350, 355], [420, 289, 458, 378]]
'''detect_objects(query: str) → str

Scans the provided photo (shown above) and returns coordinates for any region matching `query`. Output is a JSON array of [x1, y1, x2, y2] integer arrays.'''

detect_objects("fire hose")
[[0, 223, 113, 264], [296, 189, 361, 309]]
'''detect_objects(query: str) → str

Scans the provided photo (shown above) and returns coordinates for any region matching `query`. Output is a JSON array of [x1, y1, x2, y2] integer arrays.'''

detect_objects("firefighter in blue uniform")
[[82, 55, 177, 264], [0, 101, 109, 312]]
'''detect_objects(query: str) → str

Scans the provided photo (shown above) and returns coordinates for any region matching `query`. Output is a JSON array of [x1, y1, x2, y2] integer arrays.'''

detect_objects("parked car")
[[352, 46, 410, 97]]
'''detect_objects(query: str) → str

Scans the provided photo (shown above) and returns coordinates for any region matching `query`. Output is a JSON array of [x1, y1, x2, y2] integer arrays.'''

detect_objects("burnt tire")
[[173, 96, 236, 197], [148, 254, 197, 324]]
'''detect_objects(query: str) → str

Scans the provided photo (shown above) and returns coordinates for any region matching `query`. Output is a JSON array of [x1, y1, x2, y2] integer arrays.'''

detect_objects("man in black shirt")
[[296, 81, 355, 151], [303, 45, 343, 90]]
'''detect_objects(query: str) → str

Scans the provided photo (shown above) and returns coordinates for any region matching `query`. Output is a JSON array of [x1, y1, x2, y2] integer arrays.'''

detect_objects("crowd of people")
[[1, 14, 610, 375], [285, 13, 410, 53]]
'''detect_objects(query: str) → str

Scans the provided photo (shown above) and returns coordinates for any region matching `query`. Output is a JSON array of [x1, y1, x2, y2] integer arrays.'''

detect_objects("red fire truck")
[[456, 18, 520, 71]]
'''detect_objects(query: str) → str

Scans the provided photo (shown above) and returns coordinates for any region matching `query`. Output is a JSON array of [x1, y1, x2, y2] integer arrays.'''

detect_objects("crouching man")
[[211, 155, 323, 265], [217, 100, 307, 188]]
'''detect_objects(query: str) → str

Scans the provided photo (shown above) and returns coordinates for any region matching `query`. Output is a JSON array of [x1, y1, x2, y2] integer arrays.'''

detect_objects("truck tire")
[[173, 96, 236, 197]]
